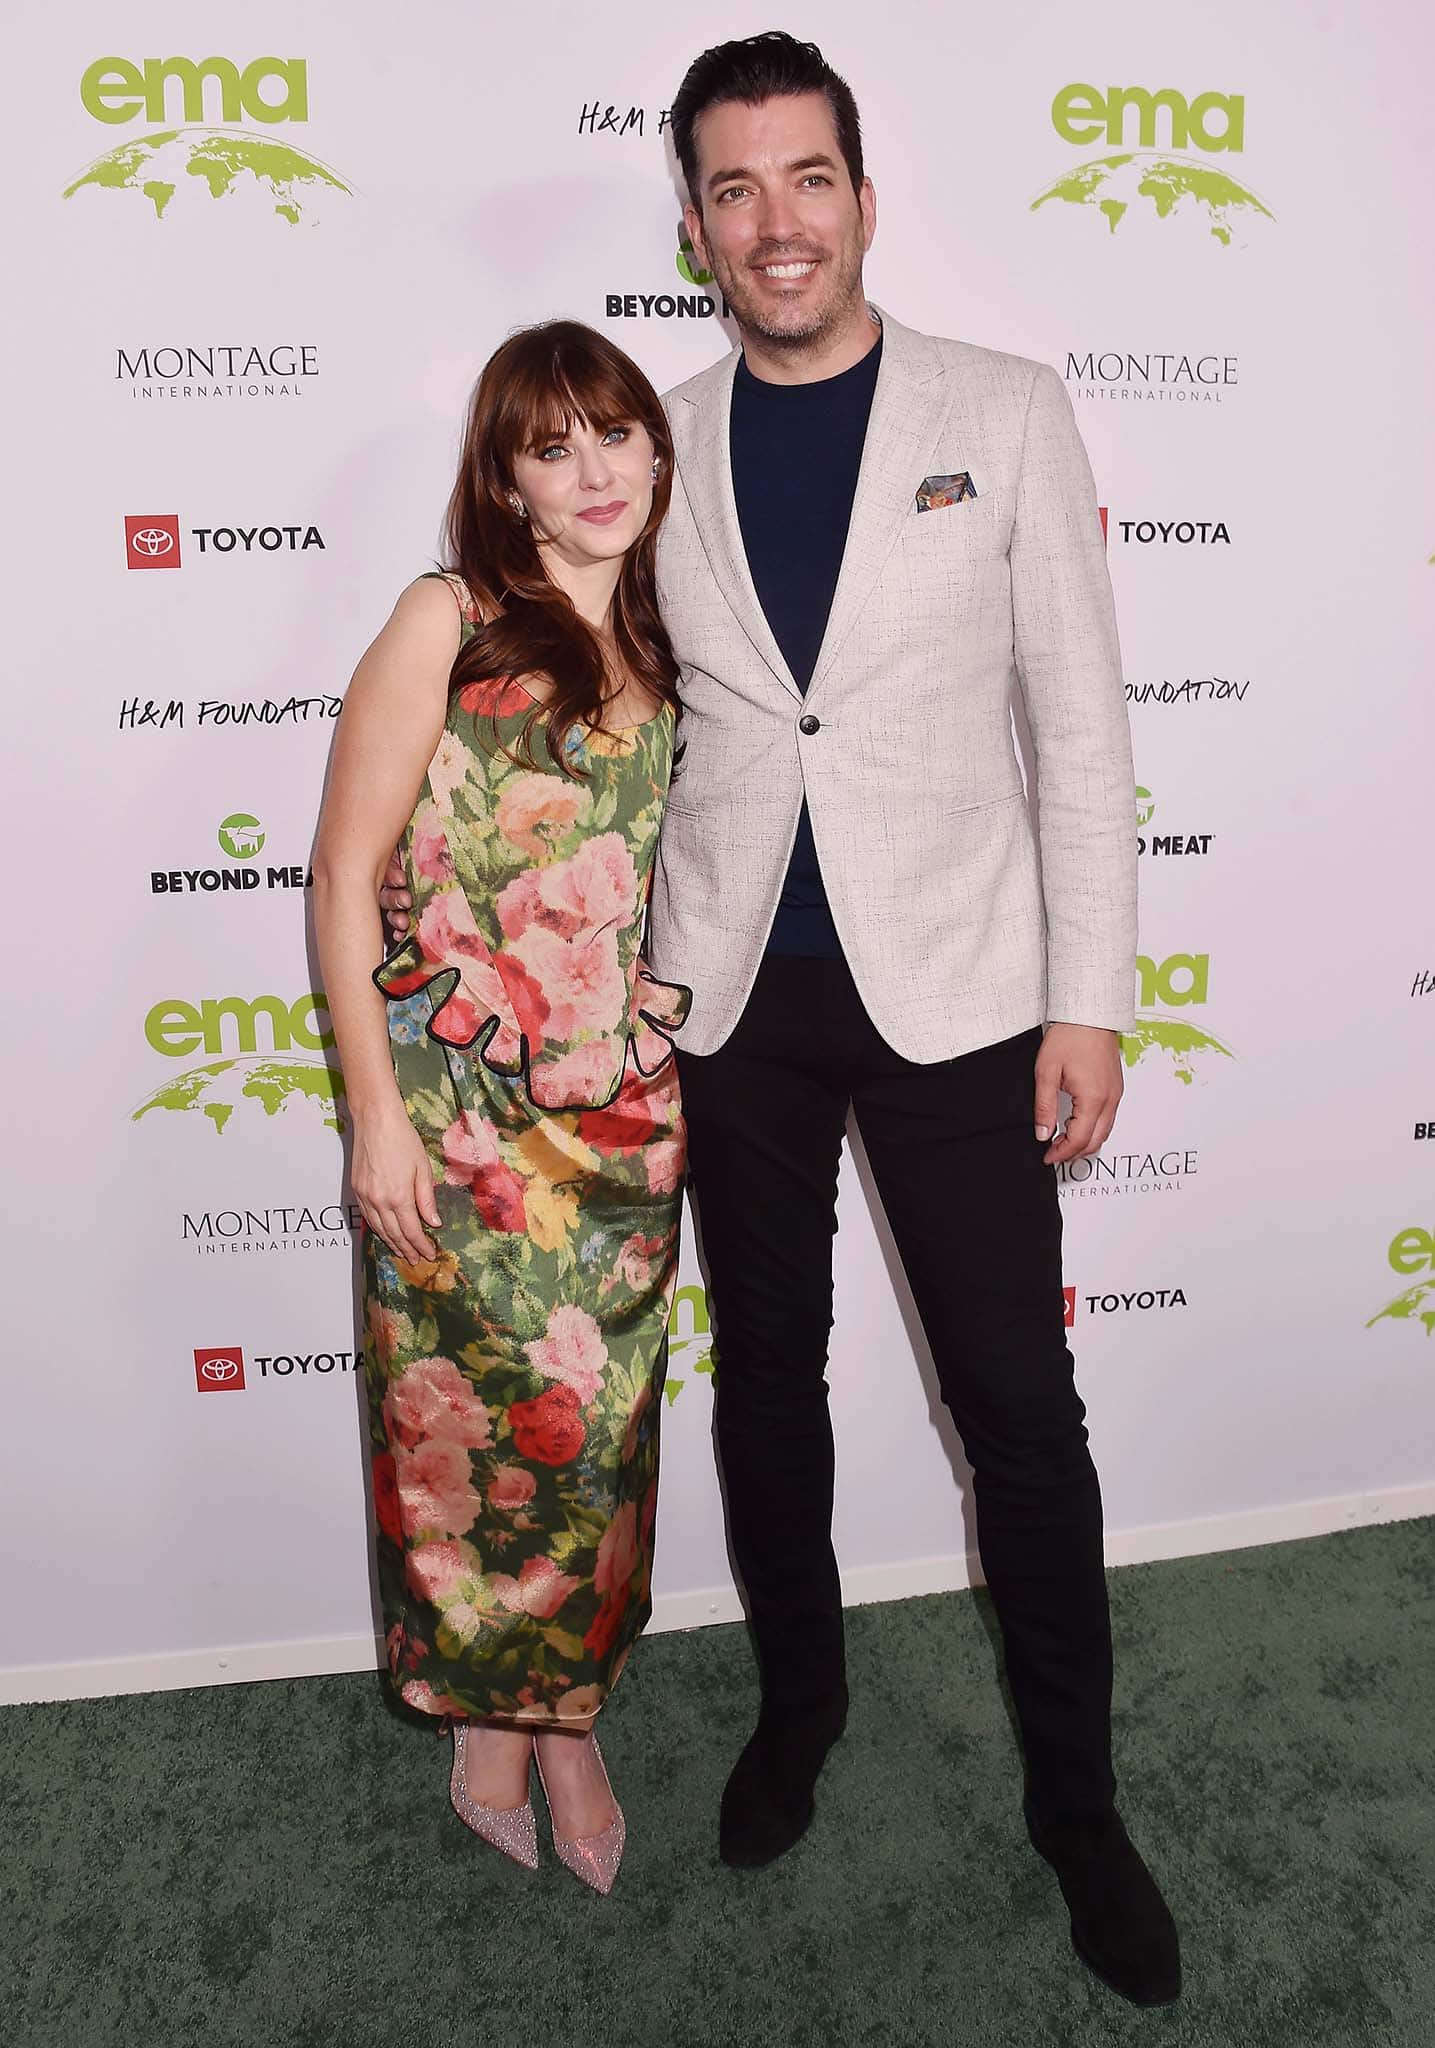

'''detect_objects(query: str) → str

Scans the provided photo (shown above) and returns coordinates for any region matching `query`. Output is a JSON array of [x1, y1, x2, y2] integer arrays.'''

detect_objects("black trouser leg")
[[852, 1021, 1116, 1824], [675, 958, 853, 1714]]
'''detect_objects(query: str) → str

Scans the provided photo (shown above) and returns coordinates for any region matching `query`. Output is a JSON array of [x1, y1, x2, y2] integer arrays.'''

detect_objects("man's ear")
[[682, 199, 711, 274]]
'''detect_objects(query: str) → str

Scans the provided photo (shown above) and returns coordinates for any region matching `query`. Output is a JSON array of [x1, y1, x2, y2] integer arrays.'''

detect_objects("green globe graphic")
[[63, 128, 351, 225], [1031, 153, 1274, 245], [1120, 1015, 1236, 1085], [1366, 1280, 1435, 1339], [132, 1056, 347, 1136]]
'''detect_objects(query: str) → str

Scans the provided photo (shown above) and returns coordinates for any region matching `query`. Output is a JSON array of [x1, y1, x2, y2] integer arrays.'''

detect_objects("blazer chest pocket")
[[902, 489, 1002, 552]]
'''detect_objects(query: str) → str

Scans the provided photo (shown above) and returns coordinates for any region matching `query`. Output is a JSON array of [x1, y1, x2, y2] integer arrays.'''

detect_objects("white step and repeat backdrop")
[[3, 1, 1432, 1701]]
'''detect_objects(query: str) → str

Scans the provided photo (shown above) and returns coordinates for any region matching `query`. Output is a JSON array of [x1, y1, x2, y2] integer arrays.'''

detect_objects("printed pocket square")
[[916, 472, 978, 512]]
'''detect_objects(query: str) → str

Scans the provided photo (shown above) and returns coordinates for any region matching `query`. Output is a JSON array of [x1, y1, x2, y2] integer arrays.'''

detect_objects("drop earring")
[[651, 459, 660, 481], [507, 493, 529, 521]]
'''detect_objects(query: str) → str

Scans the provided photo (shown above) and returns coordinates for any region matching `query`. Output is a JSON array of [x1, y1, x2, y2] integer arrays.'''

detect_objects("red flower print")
[[373, 1451, 403, 1545], [509, 1384, 586, 1465], [493, 949, 551, 1053], [458, 676, 532, 719], [577, 1097, 658, 1156], [471, 1159, 529, 1233], [583, 1589, 630, 1659]]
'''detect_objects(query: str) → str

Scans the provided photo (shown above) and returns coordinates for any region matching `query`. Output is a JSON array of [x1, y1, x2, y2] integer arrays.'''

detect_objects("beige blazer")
[[649, 308, 1137, 1062]]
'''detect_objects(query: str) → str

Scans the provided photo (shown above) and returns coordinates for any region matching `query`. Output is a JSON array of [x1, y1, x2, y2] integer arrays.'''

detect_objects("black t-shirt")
[[729, 332, 882, 956]]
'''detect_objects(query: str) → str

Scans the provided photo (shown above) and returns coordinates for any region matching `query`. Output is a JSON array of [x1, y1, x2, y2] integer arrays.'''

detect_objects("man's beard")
[[710, 232, 867, 351]]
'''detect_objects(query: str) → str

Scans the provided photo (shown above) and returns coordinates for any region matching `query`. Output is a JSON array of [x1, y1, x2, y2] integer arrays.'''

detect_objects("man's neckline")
[[736, 327, 883, 398]]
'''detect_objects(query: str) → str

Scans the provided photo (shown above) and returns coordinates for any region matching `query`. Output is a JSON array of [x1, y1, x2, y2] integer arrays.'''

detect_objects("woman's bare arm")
[[312, 578, 459, 1260]]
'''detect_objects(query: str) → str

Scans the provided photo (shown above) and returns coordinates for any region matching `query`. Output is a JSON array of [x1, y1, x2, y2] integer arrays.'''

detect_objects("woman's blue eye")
[[603, 426, 631, 444]]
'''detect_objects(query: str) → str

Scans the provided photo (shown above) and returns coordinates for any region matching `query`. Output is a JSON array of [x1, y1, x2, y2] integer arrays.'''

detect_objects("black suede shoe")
[[1027, 1807, 1181, 2006], [719, 1693, 848, 1868]]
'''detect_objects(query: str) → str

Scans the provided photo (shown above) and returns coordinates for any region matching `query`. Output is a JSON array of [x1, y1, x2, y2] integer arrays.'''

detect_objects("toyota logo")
[[132, 528, 175, 557], [200, 1355, 240, 1382]]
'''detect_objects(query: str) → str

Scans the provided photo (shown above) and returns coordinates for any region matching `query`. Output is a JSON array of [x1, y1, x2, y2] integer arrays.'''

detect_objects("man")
[[655, 33, 1176, 2009], [386, 30, 1178, 2005]]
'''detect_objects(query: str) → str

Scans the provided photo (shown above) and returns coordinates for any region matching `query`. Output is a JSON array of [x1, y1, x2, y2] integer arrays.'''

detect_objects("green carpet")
[[4, 1517, 1433, 2047]]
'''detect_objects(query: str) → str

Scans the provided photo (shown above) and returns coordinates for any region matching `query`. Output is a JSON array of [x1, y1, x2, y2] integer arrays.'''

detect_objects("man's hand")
[[1034, 1022, 1124, 1165], [378, 848, 412, 944]]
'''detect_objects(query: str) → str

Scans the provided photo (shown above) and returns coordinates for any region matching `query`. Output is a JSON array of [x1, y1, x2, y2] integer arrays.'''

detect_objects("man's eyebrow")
[[705, 152, 840, 190]]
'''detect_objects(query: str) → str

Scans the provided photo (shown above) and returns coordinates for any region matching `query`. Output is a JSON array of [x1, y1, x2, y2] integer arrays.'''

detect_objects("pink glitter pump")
[[534, 1733, 626, 1895], [448, 1720, 539, 1870]]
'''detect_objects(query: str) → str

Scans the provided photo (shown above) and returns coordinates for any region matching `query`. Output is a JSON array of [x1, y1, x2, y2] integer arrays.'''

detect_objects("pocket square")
[[916, 472, 978, 512]]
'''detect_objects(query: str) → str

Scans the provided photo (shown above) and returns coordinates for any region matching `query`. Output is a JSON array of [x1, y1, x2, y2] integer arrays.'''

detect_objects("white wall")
[[3, 0, 1432, 1703]]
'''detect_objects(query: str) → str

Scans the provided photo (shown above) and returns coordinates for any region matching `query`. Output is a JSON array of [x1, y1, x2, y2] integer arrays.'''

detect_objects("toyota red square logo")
[[1098, 506, 1109, 545], [195, 1346, 246, 1392], [1062, 1286, 1077, 1327], [126, 514, 182, 569]]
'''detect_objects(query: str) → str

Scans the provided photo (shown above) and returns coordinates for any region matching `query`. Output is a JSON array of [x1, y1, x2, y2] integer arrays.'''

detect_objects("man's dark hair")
[[669, 31, 864, 204]]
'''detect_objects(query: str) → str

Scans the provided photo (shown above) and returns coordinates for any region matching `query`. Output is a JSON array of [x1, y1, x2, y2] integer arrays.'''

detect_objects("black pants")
[[677, 954, 1116, 1825]]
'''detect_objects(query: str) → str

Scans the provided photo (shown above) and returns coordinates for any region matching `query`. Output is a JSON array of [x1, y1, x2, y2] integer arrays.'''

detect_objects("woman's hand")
[[379, 848, 413, 944], [351, 1106, 443, 1264]]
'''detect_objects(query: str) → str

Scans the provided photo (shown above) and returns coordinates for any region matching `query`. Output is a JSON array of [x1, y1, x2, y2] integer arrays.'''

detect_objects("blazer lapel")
[[671, 354, 803, 703], [805, 310, 951, 701]]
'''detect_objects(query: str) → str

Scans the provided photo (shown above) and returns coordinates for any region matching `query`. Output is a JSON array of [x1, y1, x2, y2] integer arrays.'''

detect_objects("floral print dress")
[[363, 588, 689, 1724]]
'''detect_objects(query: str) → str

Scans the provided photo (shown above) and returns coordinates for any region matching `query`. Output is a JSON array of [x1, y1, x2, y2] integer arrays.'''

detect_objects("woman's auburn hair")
[[442, 320, 680, 775]]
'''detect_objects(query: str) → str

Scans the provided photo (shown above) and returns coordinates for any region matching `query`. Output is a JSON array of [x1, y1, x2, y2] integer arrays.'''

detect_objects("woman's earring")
[[651, 459, 660, 482], [507, 493, 529, 521]]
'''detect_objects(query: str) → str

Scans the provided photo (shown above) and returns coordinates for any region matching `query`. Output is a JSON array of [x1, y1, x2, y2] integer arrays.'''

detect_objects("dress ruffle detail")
[[374, 936, 690, 1113]]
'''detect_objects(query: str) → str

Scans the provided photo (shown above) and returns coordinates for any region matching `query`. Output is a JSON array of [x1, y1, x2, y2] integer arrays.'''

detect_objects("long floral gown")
[[362, 588, 689, 1724]]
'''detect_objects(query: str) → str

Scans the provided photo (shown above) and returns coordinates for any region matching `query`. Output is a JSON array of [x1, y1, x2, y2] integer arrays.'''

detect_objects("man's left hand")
[[1034, 1022, 1124, 1165]]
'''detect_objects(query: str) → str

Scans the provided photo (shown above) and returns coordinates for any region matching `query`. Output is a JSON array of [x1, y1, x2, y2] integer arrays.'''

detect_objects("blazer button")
[[798, 714, 821, 736]]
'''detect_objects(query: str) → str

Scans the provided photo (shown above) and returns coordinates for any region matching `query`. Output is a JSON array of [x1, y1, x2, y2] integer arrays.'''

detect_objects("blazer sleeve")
[[1009, 362, 1137, 1031]]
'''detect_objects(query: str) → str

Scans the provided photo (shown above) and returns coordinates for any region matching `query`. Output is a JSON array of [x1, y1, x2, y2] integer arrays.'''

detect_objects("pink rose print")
[[426, 729, 478, 817], [594, 1500, 640, 1599], [491, 1555, 582, 1620], [566, 832, 638, 930], [399, 1678, 469, 1715], [441, 1112, 501, 1185], [384, 1354, 493, 1452], [524, 1304, 608, 1405], [510, 923, 626, 1043], [416, 890, 514, 1046], [405, 1539, 479, 1603], [487, 1465, 537, 1512], [645, 1133, 686, 1196], [496, 772, 587, 858], [440, 1114, 528, 1233], [394, 1437, 483, 1538], [532, 1039, 619, 1107], [410, 803, 455, 883]]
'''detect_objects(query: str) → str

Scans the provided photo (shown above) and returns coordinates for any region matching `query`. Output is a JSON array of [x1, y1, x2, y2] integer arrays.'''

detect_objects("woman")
[[312, 322, 689, 1894]]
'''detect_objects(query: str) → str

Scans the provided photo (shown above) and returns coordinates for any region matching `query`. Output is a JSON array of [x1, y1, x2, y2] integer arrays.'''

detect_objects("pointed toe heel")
[[448, 1720, 539, 1871], [536, 1733, 626, 1895]]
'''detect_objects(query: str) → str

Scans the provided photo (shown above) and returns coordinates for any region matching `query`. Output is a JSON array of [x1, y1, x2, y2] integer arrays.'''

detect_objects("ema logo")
[[1122, 953, 1236, 1085], [132, 992, 345, 1138], [65, 56, 351, 227], [125, 514, 181, 569], [1062, 1285, 1077, 1327], [1134, 786, 1213, 860], [1031, 82, 1274, 247], [663, 1284, 716, 1406], [1366, 1228, 1435, 1339], [194, 1346, 246, 1392]]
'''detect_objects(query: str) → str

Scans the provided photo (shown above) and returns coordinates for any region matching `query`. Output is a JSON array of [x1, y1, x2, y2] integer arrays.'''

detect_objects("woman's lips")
[[576, 501, 627, 525]]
